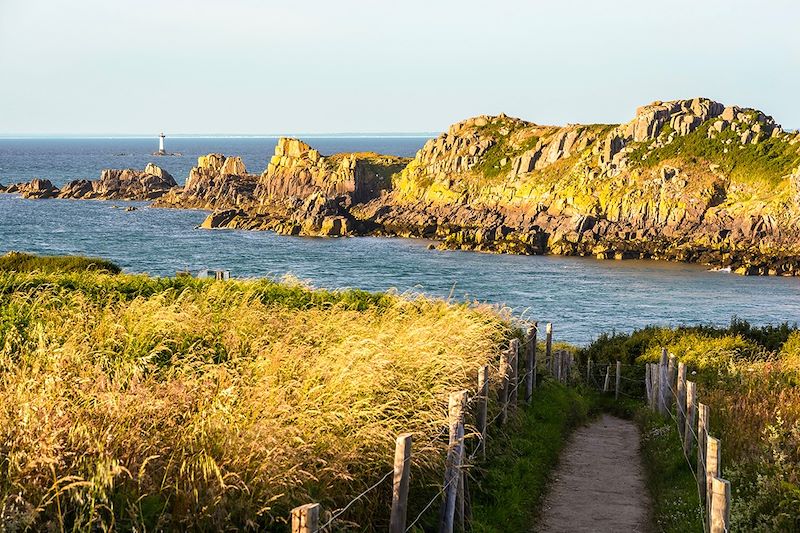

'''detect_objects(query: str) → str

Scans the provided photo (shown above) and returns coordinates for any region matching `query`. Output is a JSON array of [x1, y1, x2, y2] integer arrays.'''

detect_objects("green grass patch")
[[469, 380, 592, 532], [636, 407, 704, 532], [627, 120, 800, 187], [0, 251, 121, 274]]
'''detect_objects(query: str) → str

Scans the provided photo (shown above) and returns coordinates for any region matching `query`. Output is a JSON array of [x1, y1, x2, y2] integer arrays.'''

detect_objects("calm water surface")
[[1, 138, 799, 344]]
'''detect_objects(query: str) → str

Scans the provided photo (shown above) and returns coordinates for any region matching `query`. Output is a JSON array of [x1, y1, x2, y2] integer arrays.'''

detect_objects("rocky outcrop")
[[17, 179, 60, 199], [254, 138, 408, 205], [87, 164, 176, 200], [2, 164, 176, 201], [154, 154, 258, 210]]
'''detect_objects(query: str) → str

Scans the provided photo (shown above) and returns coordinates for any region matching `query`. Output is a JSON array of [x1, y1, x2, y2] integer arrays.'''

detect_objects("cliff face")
[[353, 98, 800, 275]]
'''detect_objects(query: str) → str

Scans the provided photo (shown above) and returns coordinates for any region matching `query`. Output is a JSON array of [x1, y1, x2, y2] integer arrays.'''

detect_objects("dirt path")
[[536, 414, 651, 532]]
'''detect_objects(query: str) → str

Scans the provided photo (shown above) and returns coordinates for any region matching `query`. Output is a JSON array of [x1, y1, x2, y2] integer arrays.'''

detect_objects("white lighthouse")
[[158, 132, 166, 155]]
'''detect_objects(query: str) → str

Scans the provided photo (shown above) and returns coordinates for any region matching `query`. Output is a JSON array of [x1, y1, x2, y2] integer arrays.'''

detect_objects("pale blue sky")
[[0, 0, 797, 135]]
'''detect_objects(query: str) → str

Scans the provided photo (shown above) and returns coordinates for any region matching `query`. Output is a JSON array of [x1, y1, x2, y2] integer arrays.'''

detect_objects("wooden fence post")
[[498, 351, 509, 425], [545, 323, 553, 375], [706, 436, 721, 531], [439, 390, 467, 533], [291, 503, 320, 533], [684, 381, 697, 454], [697, 403, 710, 504], [526, 324, 537, 401], [659, 348, 669, 415], [389, 434, 412, 533], [509, 339, 519, 408], [651, 363, 660, 411], [710, 477, 731, 533], [615, 360, 621, 400], [677, 362, 687, 440], [645, 364, 652, 404], [587, 358, 593, 384], [477, 365, 489, 459], [667, 354, 677, 407], [603, 365, 611, 393]]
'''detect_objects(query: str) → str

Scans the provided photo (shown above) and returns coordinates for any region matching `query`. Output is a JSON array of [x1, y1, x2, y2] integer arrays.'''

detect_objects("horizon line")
[[0, 132, 440, 140]]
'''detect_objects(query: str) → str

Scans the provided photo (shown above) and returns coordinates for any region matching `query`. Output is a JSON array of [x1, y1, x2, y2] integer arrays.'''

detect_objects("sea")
[[1, 136, 798, 345]]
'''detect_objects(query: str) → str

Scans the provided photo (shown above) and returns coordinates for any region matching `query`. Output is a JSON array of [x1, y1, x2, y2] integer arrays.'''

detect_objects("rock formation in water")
[[195, 97, 800, 275], [154, 154, 257, 209], [2, 164, 176, 201]]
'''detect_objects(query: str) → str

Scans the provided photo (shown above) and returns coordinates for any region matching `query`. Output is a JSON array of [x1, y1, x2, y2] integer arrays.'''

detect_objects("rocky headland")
[[4, 97, 800, 275]]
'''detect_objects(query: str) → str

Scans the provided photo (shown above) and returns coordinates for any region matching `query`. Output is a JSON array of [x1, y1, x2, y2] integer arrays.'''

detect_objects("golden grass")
[[0, 272, 512, 530]]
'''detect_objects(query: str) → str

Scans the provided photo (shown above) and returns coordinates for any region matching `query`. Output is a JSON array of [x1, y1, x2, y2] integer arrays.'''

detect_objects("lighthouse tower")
[[158, 132, 166, 155]]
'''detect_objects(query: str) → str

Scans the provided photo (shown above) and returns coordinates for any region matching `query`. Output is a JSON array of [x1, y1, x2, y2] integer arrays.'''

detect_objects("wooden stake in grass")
[[498, 351, 510, 425], [587, 358, 593, 384], [615, 360, 621, 400], [651, 363, 660, 411], [684, 381, 697, 454], [667, 354, 677, 407], [645, 364, 651, 404], [439, 390, 467, 533], [710, 477, 731, 533], [706, 436, 721, 531], [389, 434, 412, 533], [545, 322, 553, 375], [476, 365, 489, 459], [677, 362, 687, 440], [291, 503, 319, 533], [697, 403, 710, 503], [509, 339, 519, 408], [659, 348, 669, 416], [526, 324, 537, 401], [603, 365, 611, 393]]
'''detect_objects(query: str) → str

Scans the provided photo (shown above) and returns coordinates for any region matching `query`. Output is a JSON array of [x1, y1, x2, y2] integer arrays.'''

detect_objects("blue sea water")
[[1, 137, 799, 345]]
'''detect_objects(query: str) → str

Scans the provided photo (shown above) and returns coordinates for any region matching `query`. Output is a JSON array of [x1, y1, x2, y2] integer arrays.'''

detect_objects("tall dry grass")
[[0, 271, 512, 531]]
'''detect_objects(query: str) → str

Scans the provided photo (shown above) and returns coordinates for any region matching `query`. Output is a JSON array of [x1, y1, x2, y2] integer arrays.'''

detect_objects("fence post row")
[[290, 324, 580, 530], [439, 390, 467, 533]]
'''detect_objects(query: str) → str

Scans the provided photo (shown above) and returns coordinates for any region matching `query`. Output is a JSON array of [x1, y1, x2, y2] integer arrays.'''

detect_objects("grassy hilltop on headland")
[[3, 97, 800, 275], [0, 253, 519, 530]]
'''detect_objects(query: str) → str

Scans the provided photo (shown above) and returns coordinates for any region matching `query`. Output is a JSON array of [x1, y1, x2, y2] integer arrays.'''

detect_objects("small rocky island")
[[3, 97, 800, 276]]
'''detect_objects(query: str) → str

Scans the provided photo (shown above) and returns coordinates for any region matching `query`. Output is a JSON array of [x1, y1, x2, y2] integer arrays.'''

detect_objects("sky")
[[0, 0, 798, 135]]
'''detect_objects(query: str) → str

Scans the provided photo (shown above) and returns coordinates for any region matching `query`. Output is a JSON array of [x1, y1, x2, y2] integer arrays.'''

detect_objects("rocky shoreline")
[[3, 97, 800, 276]]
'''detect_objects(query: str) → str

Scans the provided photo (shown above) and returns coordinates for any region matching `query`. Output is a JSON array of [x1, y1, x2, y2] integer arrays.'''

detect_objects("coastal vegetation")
[[0, 251, 121, 274], [0, 260, 516, 530], [583, 320, 800, 531]]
